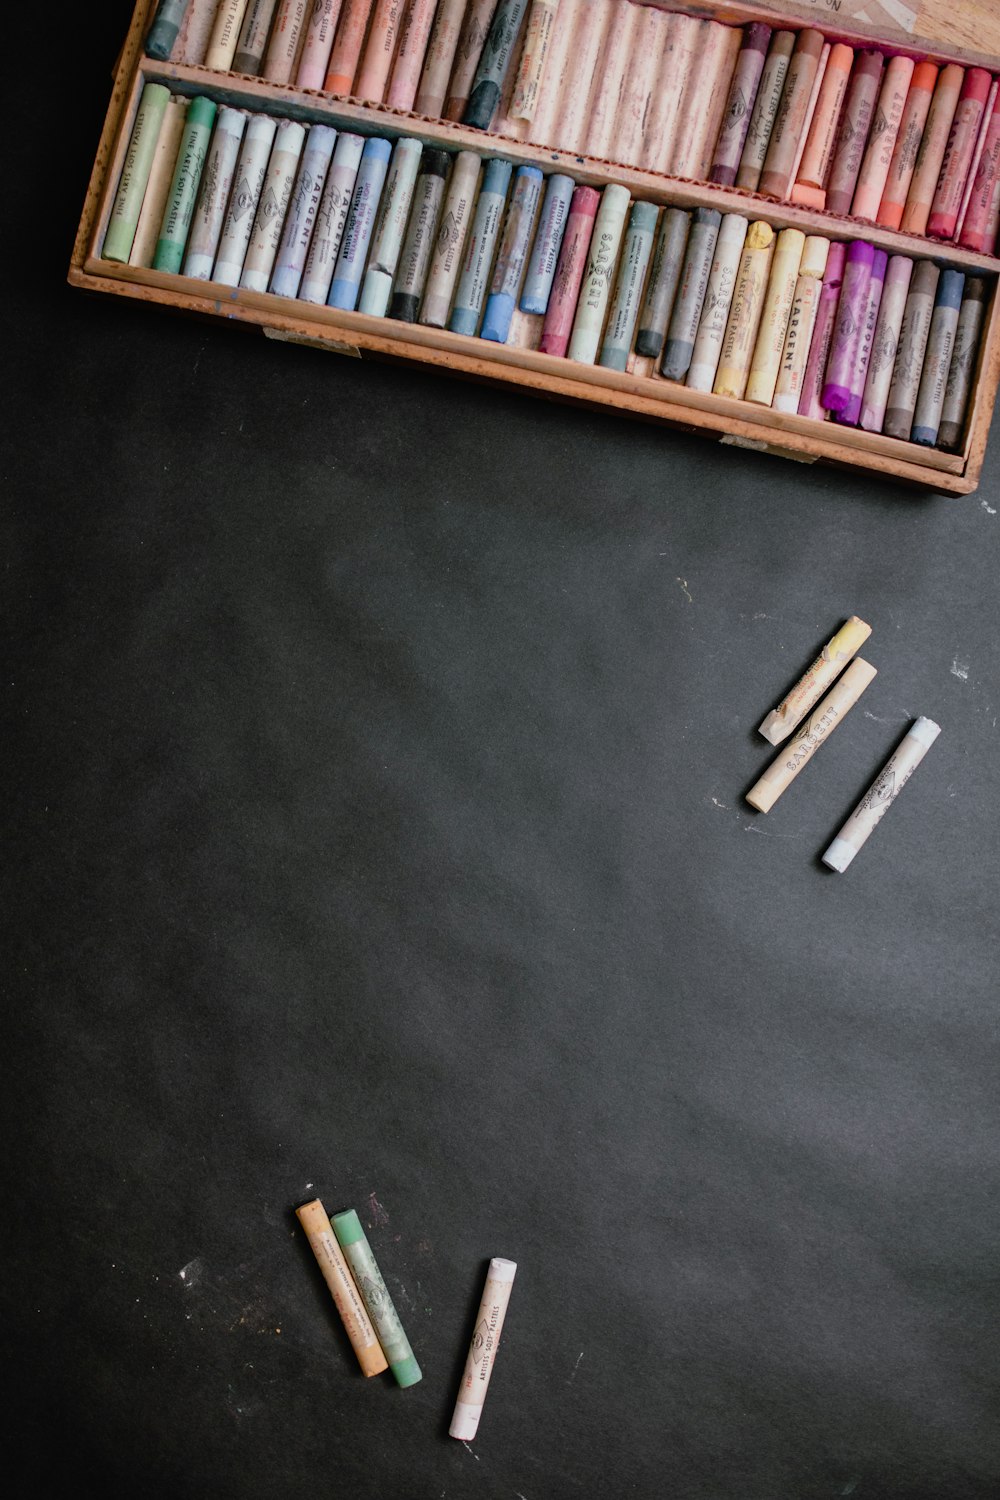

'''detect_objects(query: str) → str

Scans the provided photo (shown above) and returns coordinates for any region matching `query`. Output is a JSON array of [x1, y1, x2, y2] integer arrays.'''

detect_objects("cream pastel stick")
[[685, 213, 749, 394], [444, 0, 501, 121], [204, 0, 252, 70], [615, 3, 662, 167], [900, 64, 963, 236], [355, 0, 406, 102], [954, 80, 998, 244], [927, 68, 993, 240], [387, 0, 441, 111], [825, 50, 883, 216], [233, 0, 280, 74], [639, 11, 697, 175], [823, 718, 941, 872], [414, 0, 468, 116], [759, 616, 872, 745], [359, 135, 424, 315], [295, 0, 344, 88], [876, 61, 938, 229], [521, 0, 576, 145], [212, 113, 278, 285], [450, 1260, 518, 1441], [420, 150, 482, 326], [851, 55, 914, 220], [130, 95, 189, 268], [710, 22, 773, 188], [771, 235, 829, 414], [747, 658, 878, 814], [759, 29, 825, 200], [735, 28, 795, 193], [713, 221, 774, 402], [568, 182, 631, 364], [262, 0, 309, 83], [792, 42, 853, 208], [584, 0, 635, 162], [103, 82, 171, 264], [240, 119, 307, 292], [552, 0, 607, 154], [296, 1199, 389, 1377], [745, 226, 805, 406], [797, 240, 845, 421], [508, 0, 559, 124], [146, 0, 192, 60], [324, 0, 376, 93], [938, 277, 988, 450], [859, 253, 912, 433], [184, 107, 247, 278]]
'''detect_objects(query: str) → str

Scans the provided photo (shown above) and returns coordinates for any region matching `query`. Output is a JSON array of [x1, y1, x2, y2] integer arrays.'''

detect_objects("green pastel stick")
[[331, 1209, 422, 1388], [103, 82, 171, 263], [153, 96, 217, 274]]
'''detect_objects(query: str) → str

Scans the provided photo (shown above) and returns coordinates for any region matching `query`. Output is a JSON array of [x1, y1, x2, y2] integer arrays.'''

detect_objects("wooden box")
[[70, 0, 1000, 494]]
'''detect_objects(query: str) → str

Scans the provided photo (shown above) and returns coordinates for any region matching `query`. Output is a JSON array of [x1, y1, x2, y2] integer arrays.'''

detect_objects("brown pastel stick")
[[792, 42, 853, 205], [825, 50, 883, 216], [296, 1199, 390, 1377], [759, 29, 825, 201], [747, 658, 878, 814], [736, 28, 795, 192], [759, 616, 873, 745], [900, 63, 964, 236]]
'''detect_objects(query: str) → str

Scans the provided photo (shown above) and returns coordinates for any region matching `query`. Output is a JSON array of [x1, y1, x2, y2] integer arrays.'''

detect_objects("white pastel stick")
[[449, 1259, 517, 1442], [686, 213, 749, 392], [184, 107, 248, 279], [823, 718, 941, 872], [213, 113, 279, 285]]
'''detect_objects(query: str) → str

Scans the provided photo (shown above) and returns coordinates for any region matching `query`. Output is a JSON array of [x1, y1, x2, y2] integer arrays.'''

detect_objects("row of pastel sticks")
[[145, 0, 1000, 255], [103, 87, 989, 450]]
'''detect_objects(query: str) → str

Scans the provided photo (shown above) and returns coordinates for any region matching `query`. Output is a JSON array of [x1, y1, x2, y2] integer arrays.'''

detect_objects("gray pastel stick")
[[883, 260, 939, 441], [823, 717, 941, 872], [635, 208, 690, 360], [390, 148, 451, 323], [661, 209, 722, 382], [938, 277, 988, 451], [463, 0, 529, 130], [911, 268, 964, 446]]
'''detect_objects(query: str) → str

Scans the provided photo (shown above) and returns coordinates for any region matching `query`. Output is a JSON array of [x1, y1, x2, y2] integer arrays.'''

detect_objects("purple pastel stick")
[[799, 242, 846, 421], [711, 23, 773, 187], [836, 248, 886, 426], [822, 241, 875, 414]]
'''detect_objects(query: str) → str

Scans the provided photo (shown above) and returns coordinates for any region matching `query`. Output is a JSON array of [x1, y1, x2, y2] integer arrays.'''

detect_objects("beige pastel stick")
[[747, 658, 878, 815], [789, 40, 830, 189], [296, 1199, 389, 1377], [414, 0, 468, 116], [759, 616, 873, 745], [713, 220, 774, 401], [771, 235, 829, 414], [525, 0, 577, 145], [130, 95, 189, 268], [688, 24, 744, 183], [745, 226, 805, 407], [823, 717, 941, 872], [585, 0, 636, 161], [449, 1258, 517, 1441], [554, 0, 609, 154], [670, 20, 732, 180], [639, 12, 695, 174], [615, 4, 663, 167], [509, 0, 560, 124], [174, 0, 220, 65], [204, 0, 252, 70]]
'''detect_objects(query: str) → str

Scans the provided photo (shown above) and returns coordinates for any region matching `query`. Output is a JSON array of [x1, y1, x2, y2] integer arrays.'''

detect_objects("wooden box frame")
[[70, 0, 1000, 494]]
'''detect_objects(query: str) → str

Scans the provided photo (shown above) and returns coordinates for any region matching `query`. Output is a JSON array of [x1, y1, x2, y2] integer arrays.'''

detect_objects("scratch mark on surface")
[[461, 1442, 479, 1462], [178, 1258, 204, 1288], [951, 659, 969, 681], [982, 499, 996, 514], [394, 1281, 415, 1310], [568, 1351, 584, 1384], [367, 1191, 390, 1228], [676, 576, 693, 604], [710, 797, 730, 810], [745, 823, 801, 839]]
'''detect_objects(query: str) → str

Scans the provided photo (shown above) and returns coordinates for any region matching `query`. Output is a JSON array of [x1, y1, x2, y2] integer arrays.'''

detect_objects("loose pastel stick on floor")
[[748, 658, 878, 814], [386, 0, 440, 111], [146, 0, 192, 60], [184, 106, 247, 279], [568, 183, 631, 364], [331, 1210, 421, 1387], [821, 241, 874, 414], [299, 130, 365, 303], [130, 95, 189, 268], [415, 0, 469, 116], [204, 0, 251, 70], [711, 22, 772, 187], [851, 55, 914, 220], [449, 1259, 517, 1440], [390, 147, 450, 321], [212, 113, 278, 284], [825, 50, 883, 216], [859, 254, 913, 433], [328, 135, 392, 308], [615, 3, 663, 167], [420, 150, 482, 325], [772, 236, 829, 414], [639, 11, 698, 174], [539, 184, 600, 357], [295, 1200, 389, 1377], [240, 119, 306, 292], [746, 226, 805, 406], [599, 199, 659, 371], [823, 718, 941, 872], [262, 0, 310, 84], [634, 207, 690, 360], [876, 60, 938, 229], [927, 68, 993, 240], [759, 616, 872, 745], [153, 95, 217, 274], [481, 164, 544, 342], [450, 156, 515, 335], [509, 0, 559, 124], [584, 0, 635, 161], [938, 277, 987, 451], [520, 172, 574, 314], [295, 0, 344, 89], [834, 247, 886, 426], [233, 0, 280, 74], [358, 136, 424, 315], [661, 207, 722, 382], [900, 63, 964, 235], [954, 79, 998, 244], [464, 0, 529, 130], [883, 259, 940, 441], [103, 81, 172, 263], [798, 241, 845, 421], [685, 213, 749, 393], [270, 122, 338, 297], [791, 42, 853, 207], [735, 28, 795, 192], [713, 221, 774, 401], [911, 268, 965, 446], [444, 0, 499, 120], [324, 0, 376, 93], [759, 29, 825, 200]]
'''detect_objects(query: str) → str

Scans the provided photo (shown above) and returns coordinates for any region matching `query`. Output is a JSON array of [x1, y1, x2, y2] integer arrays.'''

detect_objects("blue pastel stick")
[[481, 165, 543, 343], [520, 173, 574, 316], [911, 268, 966, 447], [449, 157, 513, 337], [146, 0, 190, 59], [328, 136, 392, 312]]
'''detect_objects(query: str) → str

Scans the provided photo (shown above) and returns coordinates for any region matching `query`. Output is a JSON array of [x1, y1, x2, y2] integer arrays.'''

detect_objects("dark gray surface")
[[4, 9, 1000, 1497]]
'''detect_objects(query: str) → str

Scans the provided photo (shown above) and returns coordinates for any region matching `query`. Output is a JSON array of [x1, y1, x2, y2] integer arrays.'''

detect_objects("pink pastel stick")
[[958, 92, 1000, 252], [927, 67, 993, 240], [798, 241, 846, 421], [955, 80, 999, 243], [296, 0, 345, 90], [386, 0, 440, 110], [263, 0, 310, 85], [539, 185, 600, 357]]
